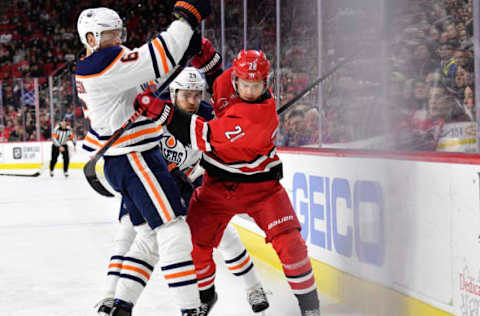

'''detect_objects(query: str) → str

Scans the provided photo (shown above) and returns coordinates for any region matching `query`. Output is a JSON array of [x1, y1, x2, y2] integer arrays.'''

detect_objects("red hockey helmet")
[[232, 50, 271, 81]]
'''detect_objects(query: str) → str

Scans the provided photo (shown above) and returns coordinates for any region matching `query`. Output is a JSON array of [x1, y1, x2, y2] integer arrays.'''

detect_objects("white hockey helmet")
[[169, 67, 206, 101], [77, 7, 125, 52]]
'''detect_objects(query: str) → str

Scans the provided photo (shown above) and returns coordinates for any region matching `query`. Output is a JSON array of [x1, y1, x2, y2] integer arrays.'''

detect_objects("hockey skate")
[[301, 309, 321, 316], [50, 171, 54, 177], [110, 299, 133, 316], [247, 285, 270, 313], [181, 307, 204, 316], [94, 297, 114, 315], [200, 291, 218, 315], [64, 171, 69, 178]]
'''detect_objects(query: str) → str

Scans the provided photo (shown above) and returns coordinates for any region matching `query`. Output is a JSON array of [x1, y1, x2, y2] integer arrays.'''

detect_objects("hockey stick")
[[83, 56, 191, 197], [0, 162, 46, 177], [277, 51, 361, 115], [0, 171, 41, 177]]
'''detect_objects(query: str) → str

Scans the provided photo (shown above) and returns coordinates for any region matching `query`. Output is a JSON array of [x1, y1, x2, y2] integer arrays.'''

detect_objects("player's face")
[[236, 78, 265, 102], [175, 89, 202, 113]]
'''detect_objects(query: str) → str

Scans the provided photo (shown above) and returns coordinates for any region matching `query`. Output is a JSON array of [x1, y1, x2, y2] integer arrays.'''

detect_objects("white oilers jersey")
[[160, 128, 202, 171], [76, 20, 193, 155]]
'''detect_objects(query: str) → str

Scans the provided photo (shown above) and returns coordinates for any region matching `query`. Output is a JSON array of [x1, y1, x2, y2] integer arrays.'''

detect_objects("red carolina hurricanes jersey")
[[190, 68, 283, 181]]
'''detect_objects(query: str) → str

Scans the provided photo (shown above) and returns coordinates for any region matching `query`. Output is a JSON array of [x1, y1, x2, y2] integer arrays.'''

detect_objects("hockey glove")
[[168, 163, 195, 204], [134, 90, 174, 125], [173, 0, 211, 29], [191, 38, 222, 75]]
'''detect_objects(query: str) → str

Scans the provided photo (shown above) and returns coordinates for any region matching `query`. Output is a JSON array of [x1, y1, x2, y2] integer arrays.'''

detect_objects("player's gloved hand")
[[134, 89, 174, 125], [190, 38, 222, 75], [173, 0, 211, 29], [168, 163, 194, 203]]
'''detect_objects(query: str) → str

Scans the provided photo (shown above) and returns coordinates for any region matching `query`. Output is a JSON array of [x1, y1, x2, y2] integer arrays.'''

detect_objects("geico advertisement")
[[279, 152, 455, 311], [292, 173, 384, 267]]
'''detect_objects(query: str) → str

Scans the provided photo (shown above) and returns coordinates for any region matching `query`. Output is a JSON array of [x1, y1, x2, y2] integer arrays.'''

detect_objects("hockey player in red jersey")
[[134, 42, 321, 316]]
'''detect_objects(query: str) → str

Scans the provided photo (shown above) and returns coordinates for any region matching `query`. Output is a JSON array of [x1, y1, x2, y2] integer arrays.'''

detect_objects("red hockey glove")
[[190, 38, 222, 75], [134, 90, 174, 125], [173, 0, 211, 28]]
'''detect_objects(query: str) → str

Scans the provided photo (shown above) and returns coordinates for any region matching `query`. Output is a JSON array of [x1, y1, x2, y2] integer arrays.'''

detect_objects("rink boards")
[[2, 141, 480, 316]]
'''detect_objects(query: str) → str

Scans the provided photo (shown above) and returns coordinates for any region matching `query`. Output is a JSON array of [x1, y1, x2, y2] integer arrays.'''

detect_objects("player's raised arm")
[[76, 1, 211, 92]]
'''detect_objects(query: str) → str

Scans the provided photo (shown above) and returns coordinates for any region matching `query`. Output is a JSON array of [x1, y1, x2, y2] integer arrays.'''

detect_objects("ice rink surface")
[[0, 169, 360, 316]]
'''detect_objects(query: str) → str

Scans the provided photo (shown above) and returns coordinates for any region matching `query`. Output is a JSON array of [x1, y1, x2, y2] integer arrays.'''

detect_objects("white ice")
[[0, 169, 360, 316]]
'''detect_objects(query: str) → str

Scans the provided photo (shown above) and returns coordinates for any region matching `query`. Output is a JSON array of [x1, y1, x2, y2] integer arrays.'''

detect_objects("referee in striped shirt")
[[50, 118, 76, 177]]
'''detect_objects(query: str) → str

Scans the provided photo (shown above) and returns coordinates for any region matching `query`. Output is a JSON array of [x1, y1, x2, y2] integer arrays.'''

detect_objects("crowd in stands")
[[387, 0, 476, 151], [0, 0, 477, 152], [0, 0, 174, 142], [295, 0, 477, 151]]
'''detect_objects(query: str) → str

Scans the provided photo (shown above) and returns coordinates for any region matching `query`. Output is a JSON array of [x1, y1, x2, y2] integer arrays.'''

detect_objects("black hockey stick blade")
[[83, 55, 191, 197], [83, 160, 114, 197], [0, 171, 41, 177]]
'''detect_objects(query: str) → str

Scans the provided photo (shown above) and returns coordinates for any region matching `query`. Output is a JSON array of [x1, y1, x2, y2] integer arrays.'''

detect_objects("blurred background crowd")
[[0, 0, 477, 152]]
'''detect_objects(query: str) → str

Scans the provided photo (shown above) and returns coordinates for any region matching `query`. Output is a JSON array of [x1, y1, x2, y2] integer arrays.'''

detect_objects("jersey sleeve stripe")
[[202, 122, 212, 152], [75, 48, 125, 79], [157, 35, 176, 68], [190, 114, 199, 151], [113, 125, 162, 146], [84, 135, 103, 148], [148, 42, 161, 78], [152, 38, 170, 74]]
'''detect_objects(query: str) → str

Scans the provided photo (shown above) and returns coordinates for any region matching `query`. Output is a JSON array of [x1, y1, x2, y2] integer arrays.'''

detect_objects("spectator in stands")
[[8, 125, 24, 141], [277, 106, 309, 147], [428, 85, 469, 122], [303, 107, 321, 146], [463, 85, 475, 121], [411, 79, 429, 110], [445, 23, 458, 42]]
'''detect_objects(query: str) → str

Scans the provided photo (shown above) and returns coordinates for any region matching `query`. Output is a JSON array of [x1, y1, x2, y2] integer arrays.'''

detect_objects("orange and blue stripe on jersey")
[[148, 35, 176, 79], [82, 118, 163, 156]]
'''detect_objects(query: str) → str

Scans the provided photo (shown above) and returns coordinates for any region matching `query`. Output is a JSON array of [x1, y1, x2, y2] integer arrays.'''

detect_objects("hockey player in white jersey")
[[95, 67, 270, 315], [75, 2, 212, 315]]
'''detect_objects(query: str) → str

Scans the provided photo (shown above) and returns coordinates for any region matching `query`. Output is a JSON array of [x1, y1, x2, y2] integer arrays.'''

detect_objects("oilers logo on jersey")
[[159, 134, 192, 168]]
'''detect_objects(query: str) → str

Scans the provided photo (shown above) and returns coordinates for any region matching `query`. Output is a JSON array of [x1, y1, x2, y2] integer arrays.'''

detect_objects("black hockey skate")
[[198, 286, 218, 315], [111, 299, 133, 316], [200, 291, 218, 315], [297, 290, 321, 316], [301, 309, 321, 316], [181, 291, 217, 316], [94, 297, 114, 316], [247, 285, 270, 313], [181, 307, 203, 316]]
